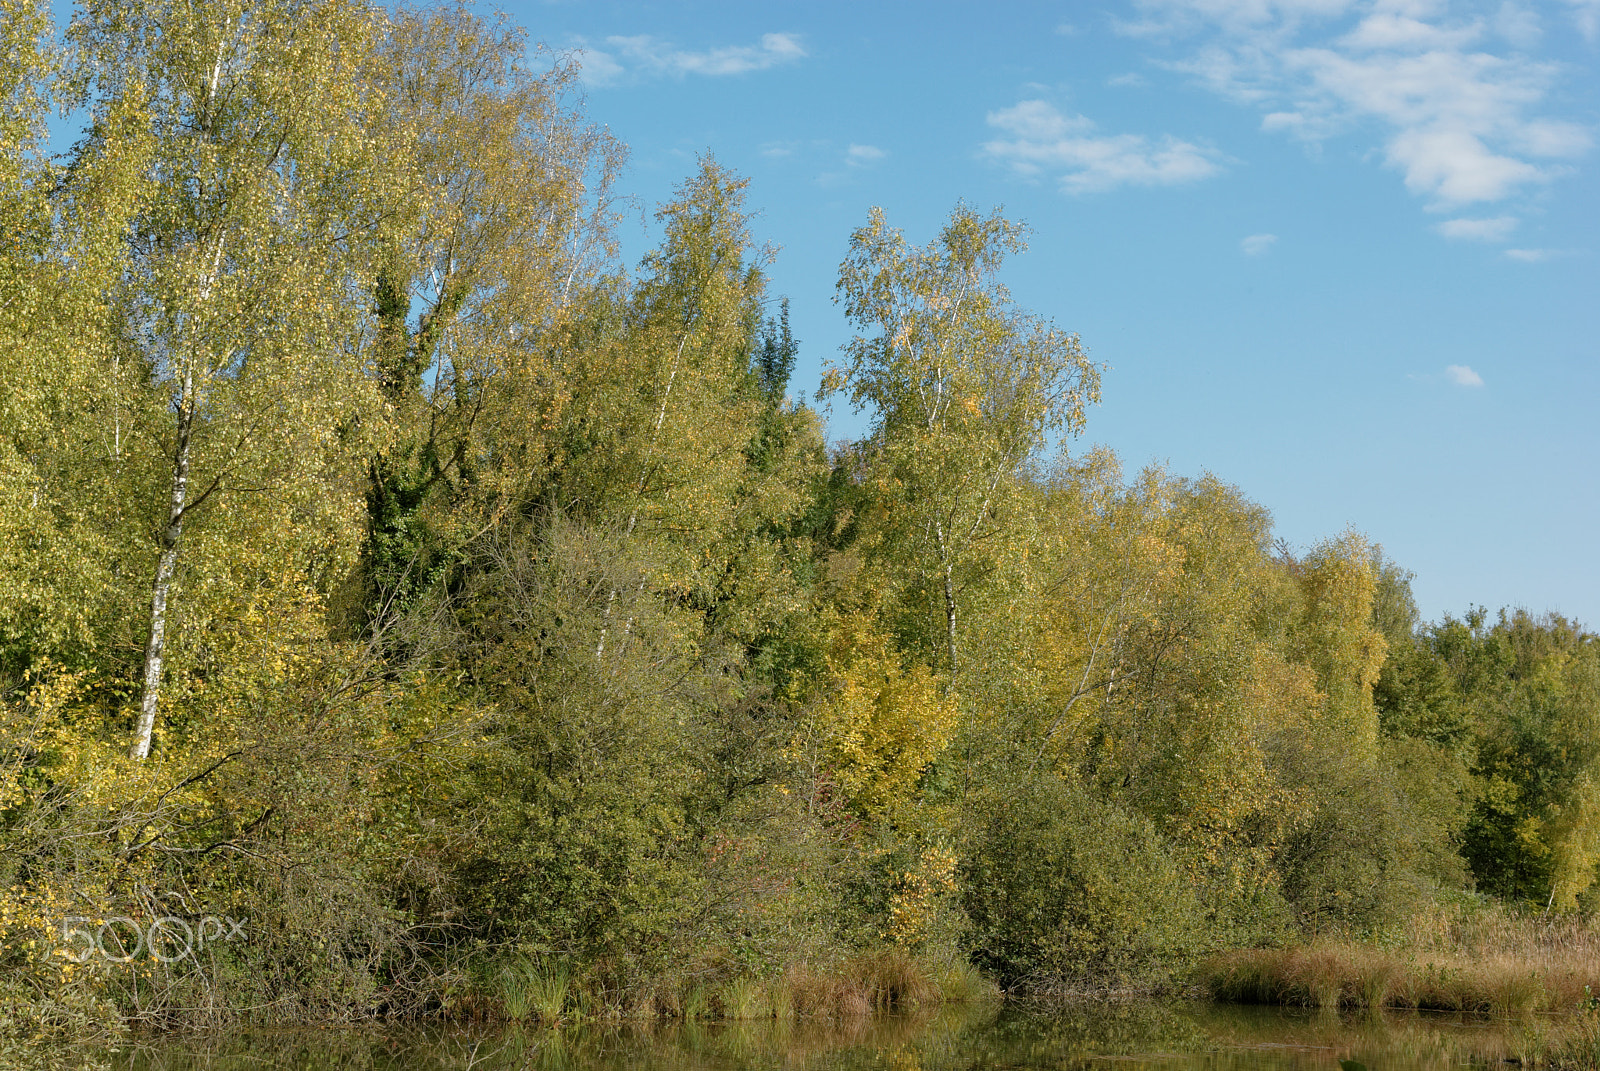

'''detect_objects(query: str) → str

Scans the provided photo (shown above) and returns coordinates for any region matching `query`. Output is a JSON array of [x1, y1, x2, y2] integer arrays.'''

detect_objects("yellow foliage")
[[812, 616, 958, 817], [1294, 531, 1389, 758], [884, 843, 959, 949], [1546, 776, 1600, 911]]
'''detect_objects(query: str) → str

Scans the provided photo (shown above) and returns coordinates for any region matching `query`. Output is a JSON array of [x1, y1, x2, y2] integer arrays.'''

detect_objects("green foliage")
[[1271, 736, 1432, 933], [962, 773, 1202, 986], [4, 2, 1596, 1051], [351, 4, 623, 631], [825, 203, 1099, 676], [1369, 603, 1600, 912], [1452, 612, 1600, 907]]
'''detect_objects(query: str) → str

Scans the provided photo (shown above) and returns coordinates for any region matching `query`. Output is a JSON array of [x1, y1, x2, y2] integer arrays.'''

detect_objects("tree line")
[[2, 0, 1597, 1044]]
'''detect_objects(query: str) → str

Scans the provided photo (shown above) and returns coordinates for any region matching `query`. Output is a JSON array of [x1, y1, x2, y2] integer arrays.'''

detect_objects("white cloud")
[[1241, 232, 1279, 254], [579, 32, 805, 86], [985, 100, 1097, 151], [1108, 71, 1150, 87], [1170, 44, 1280, 104], [1564, 0, 1600, 41], [1435, 215, 1517, 240], [1445, 363, 1485, 386], [1116, 0, 1358, 40], [983, 100, 1224, 192], [1340, 13, 1483, 51], [816, 144, 890, 188], [1511, 119, 1591, 157], [577, 48, 625, 86], [1128, 0, 1593, 209], [1388, 126, 1543, 202], [1494, 3, 1542, 48], [1291, 47, 1582, 203], [1504, 247, 1556, 261]]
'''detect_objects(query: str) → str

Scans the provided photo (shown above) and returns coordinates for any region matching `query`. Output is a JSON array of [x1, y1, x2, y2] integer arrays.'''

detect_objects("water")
[[106, 1001, 1572, 1071]]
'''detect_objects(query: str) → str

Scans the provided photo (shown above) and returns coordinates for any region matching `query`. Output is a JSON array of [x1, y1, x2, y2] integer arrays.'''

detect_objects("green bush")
[[960, 774, 1201, 987]]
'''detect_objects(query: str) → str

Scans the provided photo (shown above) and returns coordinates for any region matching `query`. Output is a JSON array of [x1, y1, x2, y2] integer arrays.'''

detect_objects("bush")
[[961, 774, 1201, 987]]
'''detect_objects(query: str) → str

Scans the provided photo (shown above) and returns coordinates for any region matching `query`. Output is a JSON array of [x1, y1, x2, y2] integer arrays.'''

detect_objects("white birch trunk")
[[131, 371, 194, 760], [934, 517, 958, 680], [596, 327, 692, 661]]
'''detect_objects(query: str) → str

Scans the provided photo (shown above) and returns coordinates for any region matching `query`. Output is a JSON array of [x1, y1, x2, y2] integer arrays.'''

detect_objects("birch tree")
[[0, 0, 78, 680], [70, 0, 388, 758], [358, 6, 624, 625], [826, 205, 1100, 680], [1, 0, 158, 685], [567, 160, 797, 661]]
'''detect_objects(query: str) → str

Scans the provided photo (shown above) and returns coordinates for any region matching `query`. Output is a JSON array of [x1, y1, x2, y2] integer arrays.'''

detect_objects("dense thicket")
[[2, 0, 1597, 1051]]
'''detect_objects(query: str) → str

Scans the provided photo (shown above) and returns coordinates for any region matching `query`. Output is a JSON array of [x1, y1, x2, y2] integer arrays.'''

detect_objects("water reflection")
[[111, 1000, 1575, 1071]]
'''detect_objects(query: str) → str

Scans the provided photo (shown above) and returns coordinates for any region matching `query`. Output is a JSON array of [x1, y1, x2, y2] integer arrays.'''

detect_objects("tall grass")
[[716, 976, 769, 1021], [510, 950, 998, 1025], [496, 958, 572, 1024], [1551, 1013, 1600, 1070], [1197, 901, 1600, 1018]]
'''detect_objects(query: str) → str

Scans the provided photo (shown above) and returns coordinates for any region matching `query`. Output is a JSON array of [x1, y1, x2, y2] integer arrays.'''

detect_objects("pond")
[[106, 1001, 1578, 1071]]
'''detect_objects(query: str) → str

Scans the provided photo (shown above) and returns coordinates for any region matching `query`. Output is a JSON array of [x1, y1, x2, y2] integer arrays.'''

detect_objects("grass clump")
[[1197, 901, 1600, 1018], [716, 976, 770, 1020], [496, 957, 572, 1024]]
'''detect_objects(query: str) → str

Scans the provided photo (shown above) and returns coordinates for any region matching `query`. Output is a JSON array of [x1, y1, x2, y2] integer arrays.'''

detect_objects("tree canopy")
[[1, 0, 1595, 1047]]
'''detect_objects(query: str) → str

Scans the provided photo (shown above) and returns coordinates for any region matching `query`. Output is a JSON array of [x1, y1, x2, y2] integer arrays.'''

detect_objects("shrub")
[[961, 774, 1201, 987]]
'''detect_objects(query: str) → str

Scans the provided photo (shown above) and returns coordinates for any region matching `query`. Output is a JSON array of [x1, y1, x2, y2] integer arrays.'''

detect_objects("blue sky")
[[41, 0, 1597, 628], [506, 0, 1599, 629]]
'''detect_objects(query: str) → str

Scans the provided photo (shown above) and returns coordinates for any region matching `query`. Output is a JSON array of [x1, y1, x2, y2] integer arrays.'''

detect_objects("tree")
[[1445, 610, 1600, 908], [1289, 532, 1388, 760], [356, 5, 623, 626], [530, 159, 819, 663], [1, 0, 155, 689], [424, 160, 831, 979], [825, 204, 1099, 680], [70, 0, 389, 758]]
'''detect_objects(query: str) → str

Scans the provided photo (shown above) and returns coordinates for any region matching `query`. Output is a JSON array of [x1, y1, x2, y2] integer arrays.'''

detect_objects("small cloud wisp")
[[1241, 233, 1278, 255], [580, 32, 805, 86], [1436, 217, 1518, 242], [983, 100, 1224, 193]]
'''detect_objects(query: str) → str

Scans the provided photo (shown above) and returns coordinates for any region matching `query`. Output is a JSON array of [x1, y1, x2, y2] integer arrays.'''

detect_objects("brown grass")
[[773, 952, 938, 1018], [1550, 1014, 1600, 1070], [1196, 901, 1600, 1018], [536, 950, 996, 1025]]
